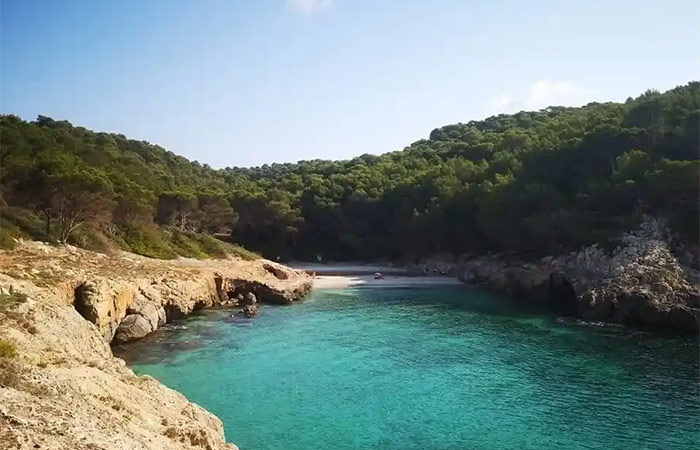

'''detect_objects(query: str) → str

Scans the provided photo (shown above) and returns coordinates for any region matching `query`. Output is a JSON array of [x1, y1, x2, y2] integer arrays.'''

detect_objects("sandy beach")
[[312, 274, 463, 289], [289, 263, 462, 289], [291, 263, 411, 276]]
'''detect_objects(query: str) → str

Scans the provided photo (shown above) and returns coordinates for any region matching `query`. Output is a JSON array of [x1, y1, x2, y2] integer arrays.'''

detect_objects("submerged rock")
[[240, 304, 259, 317]]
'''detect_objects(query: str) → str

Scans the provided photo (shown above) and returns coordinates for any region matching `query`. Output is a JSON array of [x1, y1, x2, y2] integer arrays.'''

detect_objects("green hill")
[[1, 82, 697, 261]]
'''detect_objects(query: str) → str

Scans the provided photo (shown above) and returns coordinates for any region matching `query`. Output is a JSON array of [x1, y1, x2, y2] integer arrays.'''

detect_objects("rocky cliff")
[[457, 218, 700, 331], [0, 241, 311, 449]]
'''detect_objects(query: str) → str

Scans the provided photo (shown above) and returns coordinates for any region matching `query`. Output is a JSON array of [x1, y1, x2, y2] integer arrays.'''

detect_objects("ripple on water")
[[120, 286, 700, 450]]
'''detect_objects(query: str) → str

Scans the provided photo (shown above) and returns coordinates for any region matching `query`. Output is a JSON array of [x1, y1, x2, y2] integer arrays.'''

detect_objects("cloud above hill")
[[287, 0, 331, 15], [489, 81, 598, 113]]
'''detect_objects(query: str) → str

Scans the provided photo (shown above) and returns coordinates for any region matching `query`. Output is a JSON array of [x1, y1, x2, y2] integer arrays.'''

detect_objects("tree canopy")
[[1, 82, 698, 261]]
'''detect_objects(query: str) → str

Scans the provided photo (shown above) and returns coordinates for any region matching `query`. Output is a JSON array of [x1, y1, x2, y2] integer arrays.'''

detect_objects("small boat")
[[374, 272, 383, 280]]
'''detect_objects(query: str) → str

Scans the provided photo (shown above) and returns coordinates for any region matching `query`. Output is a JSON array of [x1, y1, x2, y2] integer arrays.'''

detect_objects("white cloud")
[[523, 80, 591, 110], [287, 0, 331, 15], [488, 80, 598, 114], [489, 93, 513, 112]]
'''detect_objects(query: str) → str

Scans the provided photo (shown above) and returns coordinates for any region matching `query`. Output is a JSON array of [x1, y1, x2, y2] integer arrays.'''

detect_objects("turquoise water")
[[117, 286, 700, 450]]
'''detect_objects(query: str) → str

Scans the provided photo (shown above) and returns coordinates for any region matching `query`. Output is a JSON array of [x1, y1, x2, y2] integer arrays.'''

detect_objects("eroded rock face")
[[129, 291, 165, 330], [0, 242, 316, 449], [458, 217, 700, 331], [72, 260, 312, 345], [74, 280, 135, 341], [218, 278, 312, 306], [547, 272, 577, 314], [0, 263, 242, 449], [262, 262, 291, 280]]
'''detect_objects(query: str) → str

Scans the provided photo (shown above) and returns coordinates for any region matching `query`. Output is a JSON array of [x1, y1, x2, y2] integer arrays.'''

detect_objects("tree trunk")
[[44, 211, 51, 238]]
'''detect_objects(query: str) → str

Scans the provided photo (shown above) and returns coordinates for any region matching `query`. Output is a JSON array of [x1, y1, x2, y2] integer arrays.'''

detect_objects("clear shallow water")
[[116, 286, 700, 450]]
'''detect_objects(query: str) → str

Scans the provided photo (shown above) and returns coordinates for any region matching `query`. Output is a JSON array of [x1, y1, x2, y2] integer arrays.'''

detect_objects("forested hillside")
[[1, 82, 698, 261]]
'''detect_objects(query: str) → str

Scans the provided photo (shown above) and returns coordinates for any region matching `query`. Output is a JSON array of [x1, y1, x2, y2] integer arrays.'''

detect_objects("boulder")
[[128, 294, 162, 331], [240, 292, 257, 306], [227, 279, 311, 305], [481, 266, 549, 299], [578, 289, 615, 321], [240, 305, 259, 318], [572, 218, 699, 330], [262, 262, 291, 280], [507, 267, 550, 298], [113, 314, 153, 343]]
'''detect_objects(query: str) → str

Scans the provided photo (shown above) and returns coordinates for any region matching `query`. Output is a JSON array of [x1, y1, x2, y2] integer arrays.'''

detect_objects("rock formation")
[[240, 304, 259, 317], [0, 241, 312, 449], [458, 218, 700, 331]]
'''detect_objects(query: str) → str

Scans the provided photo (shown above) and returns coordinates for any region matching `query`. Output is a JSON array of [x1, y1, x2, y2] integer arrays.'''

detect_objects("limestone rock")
[[240, 304, 259, 317], [262, 262, 291, 280], [113, 313, 153, 343], [457, 217, 700, 331], [0, 241, 312, 450], [240, 292, 257, 306], [73, 280, 135, 341], [128, 293, 163, 331]]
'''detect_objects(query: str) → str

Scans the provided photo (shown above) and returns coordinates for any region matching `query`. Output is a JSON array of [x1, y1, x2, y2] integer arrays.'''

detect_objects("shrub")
[[67, 225, 113, 253], [191, 233, 229, 259], [229, 245, 261, 261], [0, 287, 27, 312], [0, 226, 19, 250], [168, 229, 207, 259], [0, 206, 49, 241], [0, 339, 18, 358], [119, 224, 177, 259]]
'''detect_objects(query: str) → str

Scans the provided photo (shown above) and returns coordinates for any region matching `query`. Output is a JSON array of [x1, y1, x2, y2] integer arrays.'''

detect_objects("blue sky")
[[1, 0, 698, 167]]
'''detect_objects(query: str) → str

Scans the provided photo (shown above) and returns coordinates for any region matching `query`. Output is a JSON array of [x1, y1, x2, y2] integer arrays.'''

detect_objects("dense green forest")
[[1, 82, 698, 261]]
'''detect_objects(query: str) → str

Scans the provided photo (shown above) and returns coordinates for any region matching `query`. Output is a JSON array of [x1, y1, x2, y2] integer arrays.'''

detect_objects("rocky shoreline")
[[412, 218, 699, 332], [1, 218, 697, 449], [0, 242, 311, 449]]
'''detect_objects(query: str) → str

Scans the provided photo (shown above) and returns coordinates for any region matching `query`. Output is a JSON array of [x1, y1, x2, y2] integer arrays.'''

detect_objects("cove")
[[115, 285, 700, 450]]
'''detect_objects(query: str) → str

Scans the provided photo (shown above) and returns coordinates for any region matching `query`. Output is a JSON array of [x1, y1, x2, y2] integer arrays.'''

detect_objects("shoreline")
[[312, 274, 463, 289], [0, 241, 313, 450], [291, 263, 411, 276], [1, 227, 697, 449]]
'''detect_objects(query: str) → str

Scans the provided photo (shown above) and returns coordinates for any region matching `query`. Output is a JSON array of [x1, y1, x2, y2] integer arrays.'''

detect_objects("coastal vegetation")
[[1, 82, 697, 261], [0, 339, 17, 359]]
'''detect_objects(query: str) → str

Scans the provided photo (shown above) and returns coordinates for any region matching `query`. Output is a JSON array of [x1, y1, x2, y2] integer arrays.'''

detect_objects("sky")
[[1, 0, 698, 168]]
